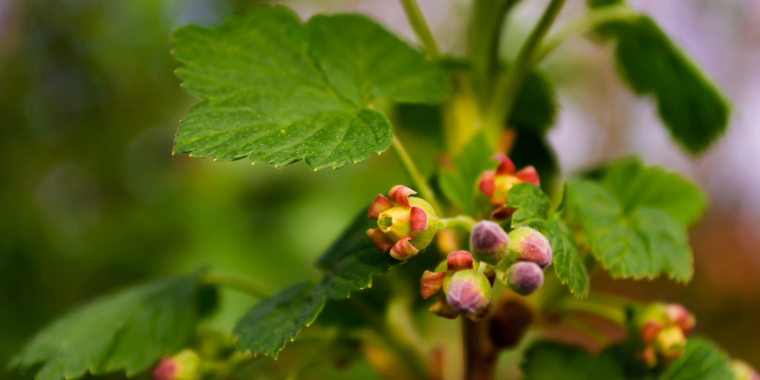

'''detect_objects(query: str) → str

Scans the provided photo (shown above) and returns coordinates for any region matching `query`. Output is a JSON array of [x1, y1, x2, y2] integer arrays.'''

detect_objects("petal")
[[478, 171, 496, 198], [367, 194, 394, 219], [429, 297, 459, 319], [447, 250, 474, 271], [491, 205, 516, 221], [514, 166, 540, 187], [410, 206, 428, 232], [420, 270, 445, 299], [390, 236, 419, 260], [493, 154, 516, 175], [388, 185, 416, 208], [366, 228, 394, 251]]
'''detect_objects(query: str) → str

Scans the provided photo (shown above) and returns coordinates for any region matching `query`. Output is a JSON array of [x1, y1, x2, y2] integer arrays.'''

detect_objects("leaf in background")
[[502, 184, 590, 297], [235, 211, 399, 357], [439, 132, 496, 214], [522, 342, 625, 380], [509, 69, 559, 134], [172, 6, 448, 170], [588, 5, 729, 154], [566, 179, 693, 282], [509, 130, 560, 194], [596, 158, 707, 227], [10, 274, 207, 380]]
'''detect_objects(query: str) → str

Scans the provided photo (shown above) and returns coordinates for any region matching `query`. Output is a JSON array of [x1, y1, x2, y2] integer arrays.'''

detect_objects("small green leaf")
[[656, 338, 733, 380], [235, 211, 399, 357], [596, 158, 707, 227], [439, 132, 496, 215], [509, 69, 559, 134], [522, 342, 625, 380], [591, 12, 729, 154], [10, 274, 207, 380], [503, 184, 589, 297], [173, 6, 448, 170], [566, 180, 693, 281]]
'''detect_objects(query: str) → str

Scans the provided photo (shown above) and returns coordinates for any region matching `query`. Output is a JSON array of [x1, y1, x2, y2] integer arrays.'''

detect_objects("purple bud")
[[507, 227, 552, 269], [445, 270, 492, 317], [152, 350, 201, 380], [470, 221, 509, 265], [506, 262, 544, 296]]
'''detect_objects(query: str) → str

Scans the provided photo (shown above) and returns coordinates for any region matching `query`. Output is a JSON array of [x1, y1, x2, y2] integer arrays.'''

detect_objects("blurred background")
[[1, 0, 759, 379]]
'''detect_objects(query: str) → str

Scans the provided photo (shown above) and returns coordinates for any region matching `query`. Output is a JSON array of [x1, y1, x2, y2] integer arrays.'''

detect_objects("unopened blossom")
[[478, 154, 539, 219]]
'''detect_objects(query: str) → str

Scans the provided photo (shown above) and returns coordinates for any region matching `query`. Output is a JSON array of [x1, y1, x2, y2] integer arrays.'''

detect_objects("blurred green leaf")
[[235, 212, 399, 357], [509, 69, 558, 134], [596, 158, 707, 227], [655, 338, 733, 380], [10, 274, 207, 380], [172, 6, 448, 170], [590, 9, 729, 154], [439, 133, 496, 214], [501, 184, 590, 297], [566, 180, 693, 282], [522, 342, 625, 380]]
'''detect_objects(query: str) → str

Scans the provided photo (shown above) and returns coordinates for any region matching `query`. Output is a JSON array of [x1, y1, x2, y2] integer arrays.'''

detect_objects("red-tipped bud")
[[368, 186, 439, 260], [445, 270, 493, 317], [653, 326, 686, 364], [429, 297, 459, 319], [447, 251, 474, 271], [470, 221, 509, 265], [639, 346, 658, 368], [731, 360, 760, 380], [505, 261, 544, 296], [507, 227, 552, 269], [420, 270, 445, 299], [151, 350, 201, 380], [641, 320, 664, 345], [478, 156, 541, 219], [664, 303, 696, 336]]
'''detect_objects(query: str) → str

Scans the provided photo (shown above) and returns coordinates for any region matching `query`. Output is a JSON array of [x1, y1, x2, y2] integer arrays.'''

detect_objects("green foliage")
[[439, 133, 496, 215], [501, 184, 590, 297], [235, 211, 399, 357], [523, 338, 732, 380], [509, 69, 559, 134], [172, 6, 448, 170], [590, 8, 729, 154], [9, 274, 209, 380], [566, 180, 693, 282], [595, 158, 707, 227]]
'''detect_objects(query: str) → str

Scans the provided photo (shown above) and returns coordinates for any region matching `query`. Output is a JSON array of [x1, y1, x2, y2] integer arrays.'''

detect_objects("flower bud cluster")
[[479, 154, 539, 220], [420, 251, 493, 320], [367, 185, 440, 260], [635, 303, 696, 367]]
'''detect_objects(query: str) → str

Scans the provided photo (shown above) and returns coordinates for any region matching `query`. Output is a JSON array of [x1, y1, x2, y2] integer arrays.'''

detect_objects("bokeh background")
[[2, 0, 759, 379]]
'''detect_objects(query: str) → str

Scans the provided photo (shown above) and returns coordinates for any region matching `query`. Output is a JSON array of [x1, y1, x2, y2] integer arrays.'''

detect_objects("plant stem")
[[391, 135, 443, 215], [535, 5, 638, 63], [200, 274, 272, 299], [462, 318, 498, 380], [560, 298, 626, 327], [468, 0, 513, 103], [399, 0, 440, 59], [563, 315, 610, 347], [484, 0, 566, 139], [440, 215, 477, 231]]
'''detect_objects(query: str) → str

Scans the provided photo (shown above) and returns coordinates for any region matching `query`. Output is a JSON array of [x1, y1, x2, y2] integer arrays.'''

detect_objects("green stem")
[[563, 315, 610, 347], [560, 298, 626, 327], [440, 215, 477, 231], [468, 0, 513, 104], [400, 0, 440, 59], [484, 0, 566, 139], [200, 275, 272, 299], [535, 5, 638, 63], [391, 135, 442, 215]]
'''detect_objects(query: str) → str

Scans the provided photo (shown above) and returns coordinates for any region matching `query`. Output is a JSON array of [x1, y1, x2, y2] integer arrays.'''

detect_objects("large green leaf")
[[566, 180, 693, 281], [596, 158, 707, 227], [172, 6, 449, 170], [10, 274, 207, 380], [235, 212, 399, 357], [522, 342, 625, 380], [501, 184, 590, 297], [588, 5, 729, 154], [438, 132, 496, 215], [656, 338, 733, 380]]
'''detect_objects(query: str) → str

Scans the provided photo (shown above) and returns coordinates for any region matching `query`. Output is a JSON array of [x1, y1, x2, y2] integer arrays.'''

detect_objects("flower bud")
[[505, 261, 544, 296], [445, 269, 492, 317], [653, 326, 686, 363], [366, 185, 440, 260], [664, 303, 696, 337], [470, 221, 509, 265], [151, 350, 202, 380], [429, 297, 459, 319], [507, 227, 552, 269], [639, 346, 658, 368], [731, 360, 760, 380], [478, 155, 540, 220], [420, 270, 445, 299]]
